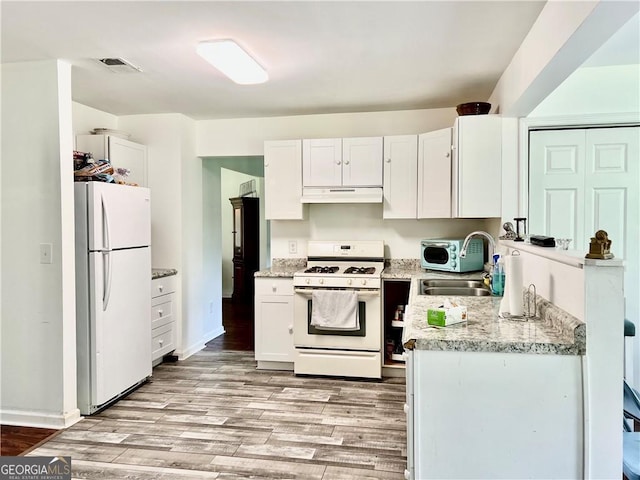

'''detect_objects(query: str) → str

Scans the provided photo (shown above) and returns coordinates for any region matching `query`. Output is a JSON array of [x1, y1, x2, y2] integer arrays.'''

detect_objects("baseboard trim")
[[0, 408, 82, 429], [177, 326, 225, 361]]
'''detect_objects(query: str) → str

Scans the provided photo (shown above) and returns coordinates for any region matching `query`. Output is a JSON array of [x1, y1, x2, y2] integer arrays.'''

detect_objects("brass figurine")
[[585, 230, 614, 259]]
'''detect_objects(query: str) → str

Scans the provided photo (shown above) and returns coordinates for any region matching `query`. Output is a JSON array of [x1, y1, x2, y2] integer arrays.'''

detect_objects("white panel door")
[[383, 135, 418, 219], [302, 138, 342, 187], [529, 129, 585, 246], [530, 126, 640, 385], [264, 140, 305, 220], [89, 247, 151, 406], [418, 128, 452, 218], [342, 137, 383, 187]]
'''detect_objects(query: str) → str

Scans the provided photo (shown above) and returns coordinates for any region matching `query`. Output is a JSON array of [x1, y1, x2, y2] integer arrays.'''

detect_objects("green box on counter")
[[427, 306, 467, 327]]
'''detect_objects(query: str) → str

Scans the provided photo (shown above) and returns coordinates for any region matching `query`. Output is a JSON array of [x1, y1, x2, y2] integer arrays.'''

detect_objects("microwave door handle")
[[425, 242, 449, 248]]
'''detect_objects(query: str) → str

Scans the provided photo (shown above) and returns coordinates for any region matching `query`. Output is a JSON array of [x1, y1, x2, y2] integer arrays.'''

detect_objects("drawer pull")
[[159, 339, 164, 346], [272, 284, 277, 292], [288, 325, 293, 334], [158, 285, 164, 293], [158, 310, 163, 317]]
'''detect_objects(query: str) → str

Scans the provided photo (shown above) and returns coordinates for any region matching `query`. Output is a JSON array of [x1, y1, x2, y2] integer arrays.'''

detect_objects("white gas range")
[[292, 240, 384, 379]]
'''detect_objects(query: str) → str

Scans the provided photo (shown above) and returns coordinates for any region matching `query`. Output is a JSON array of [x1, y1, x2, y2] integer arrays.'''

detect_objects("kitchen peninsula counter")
[[403, 270, 586, 480], [402, 274, 585, 355]]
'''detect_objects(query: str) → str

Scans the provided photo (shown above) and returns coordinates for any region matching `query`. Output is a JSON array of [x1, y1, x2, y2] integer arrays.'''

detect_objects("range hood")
[[300, 187, 383, 204]]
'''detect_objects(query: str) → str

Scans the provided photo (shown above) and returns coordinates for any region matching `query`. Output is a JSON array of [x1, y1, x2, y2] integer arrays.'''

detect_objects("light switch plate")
[[40, 243, 53, 264], [288, 240, 297, 254]]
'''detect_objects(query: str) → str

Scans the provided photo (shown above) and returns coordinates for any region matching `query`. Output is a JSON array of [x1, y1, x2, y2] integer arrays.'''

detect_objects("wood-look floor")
[[25, 300, 407, 479]]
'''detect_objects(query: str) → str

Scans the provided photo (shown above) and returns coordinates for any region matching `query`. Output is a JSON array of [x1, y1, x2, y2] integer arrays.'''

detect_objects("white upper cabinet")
[[452, 115, 502, 218], [264, 140, 307, 220], [302, 138, 343, 187], [383, 135, 418, 219], [76, 134, 147, 187], [303, 137, 383, 187], [342, 137, 383, 186], [418, 128, 452, 219]]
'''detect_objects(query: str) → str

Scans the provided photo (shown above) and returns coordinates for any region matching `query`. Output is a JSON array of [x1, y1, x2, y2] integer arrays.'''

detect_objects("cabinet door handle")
[[288, 325, 293, 333], [344, 160, 350, 165], [386, 158, 391, 163], [445, 152, 450, 158], [264, 162, 269, 167], [336, 160, 341, 165]]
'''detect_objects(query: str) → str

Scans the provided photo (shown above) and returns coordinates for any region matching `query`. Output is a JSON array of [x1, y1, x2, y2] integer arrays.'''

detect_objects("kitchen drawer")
[[151, 323, 174, 360], [151, 275, 177, 298], [151, 298, 174, 330], [254, 278, 294, 296]]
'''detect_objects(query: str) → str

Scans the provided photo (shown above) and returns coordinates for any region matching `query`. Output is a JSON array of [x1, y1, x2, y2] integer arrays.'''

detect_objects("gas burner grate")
[[304, 266, 340, 274], [344, 267, 376, 275]]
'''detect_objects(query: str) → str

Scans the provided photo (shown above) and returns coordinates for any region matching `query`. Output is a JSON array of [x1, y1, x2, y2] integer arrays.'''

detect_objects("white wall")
[[196, 108, 457, 156], [530, 64, 640, 117], [489, 1, 639, 117], [271, 205, 489, 260], [72, 103, 118, 135], [117, 113, 212, 359], [1, 60, 80, 428]]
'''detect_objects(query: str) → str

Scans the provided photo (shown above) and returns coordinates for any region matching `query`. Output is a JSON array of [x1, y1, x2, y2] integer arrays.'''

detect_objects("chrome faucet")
[[460, 231, 496, 267]]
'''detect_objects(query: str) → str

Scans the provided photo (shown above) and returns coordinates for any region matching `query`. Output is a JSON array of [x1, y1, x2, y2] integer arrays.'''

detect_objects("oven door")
[[293, 287, 381, 351]]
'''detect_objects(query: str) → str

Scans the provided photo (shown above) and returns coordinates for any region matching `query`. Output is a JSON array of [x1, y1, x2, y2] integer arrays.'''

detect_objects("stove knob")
[[347, 279, 352, 285], [361, 279, 367, 285], [450, 244, 457, 252], [319, 279, 324, 285], [305, 278, 310, 284], [451, 260, 457, 268], [450, 253, 457, 260]]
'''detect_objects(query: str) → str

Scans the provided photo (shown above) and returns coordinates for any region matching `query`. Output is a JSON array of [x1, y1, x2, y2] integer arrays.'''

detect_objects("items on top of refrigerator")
[[73, 150, 139, 186]]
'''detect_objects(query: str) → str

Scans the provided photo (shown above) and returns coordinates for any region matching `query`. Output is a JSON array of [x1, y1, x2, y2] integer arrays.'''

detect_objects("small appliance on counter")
[[421, 238, 484, 272]]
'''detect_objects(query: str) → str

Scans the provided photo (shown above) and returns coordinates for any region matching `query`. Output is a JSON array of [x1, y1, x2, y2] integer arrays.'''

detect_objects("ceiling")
[[1, 1, 548, 120]]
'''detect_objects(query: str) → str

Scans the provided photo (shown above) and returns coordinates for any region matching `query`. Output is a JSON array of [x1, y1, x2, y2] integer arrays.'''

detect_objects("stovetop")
[[302, 265, 378, 276]]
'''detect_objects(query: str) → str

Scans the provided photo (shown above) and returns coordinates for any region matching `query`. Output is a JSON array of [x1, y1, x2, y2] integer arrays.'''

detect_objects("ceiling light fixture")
[[196, 39, 268, 85]]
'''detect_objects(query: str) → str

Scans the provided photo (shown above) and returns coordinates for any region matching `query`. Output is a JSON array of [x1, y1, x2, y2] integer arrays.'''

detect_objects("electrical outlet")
[[288, 240, 297, 254], [40, 243, 53, 264]]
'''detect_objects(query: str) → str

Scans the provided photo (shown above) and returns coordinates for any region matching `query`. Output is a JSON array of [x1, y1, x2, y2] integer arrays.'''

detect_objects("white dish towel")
[[311, 290, 360, 330]]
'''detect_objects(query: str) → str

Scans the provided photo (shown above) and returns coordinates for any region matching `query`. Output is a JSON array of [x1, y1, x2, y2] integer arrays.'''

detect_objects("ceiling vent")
[[97, 58, 142, 73]]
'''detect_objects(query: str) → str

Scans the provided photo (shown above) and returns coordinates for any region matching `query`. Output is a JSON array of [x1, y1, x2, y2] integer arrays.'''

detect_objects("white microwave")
[[420, 238, 484, 273]]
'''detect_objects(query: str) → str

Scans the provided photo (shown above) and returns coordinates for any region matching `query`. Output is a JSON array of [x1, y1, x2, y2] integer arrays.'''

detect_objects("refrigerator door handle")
[[103, 251, 113, 311], [101, 195, 111, 251]]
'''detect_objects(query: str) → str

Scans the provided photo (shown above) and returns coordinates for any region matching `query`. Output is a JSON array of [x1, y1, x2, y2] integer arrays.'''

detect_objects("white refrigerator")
[[74, 182, 152, 415]]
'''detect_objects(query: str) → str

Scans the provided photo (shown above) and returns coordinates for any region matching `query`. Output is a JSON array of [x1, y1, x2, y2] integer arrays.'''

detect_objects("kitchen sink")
[[420, 279, 492, 296]]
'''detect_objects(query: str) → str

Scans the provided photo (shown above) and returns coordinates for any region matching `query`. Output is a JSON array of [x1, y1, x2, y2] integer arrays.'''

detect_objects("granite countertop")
[[254, 258, 307, 278], [402, 273, 585, 356], [152, 268, 178, 280]]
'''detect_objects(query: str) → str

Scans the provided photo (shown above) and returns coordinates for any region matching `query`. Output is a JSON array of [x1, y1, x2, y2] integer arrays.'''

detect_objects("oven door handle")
[[294, 288, 379, 297]]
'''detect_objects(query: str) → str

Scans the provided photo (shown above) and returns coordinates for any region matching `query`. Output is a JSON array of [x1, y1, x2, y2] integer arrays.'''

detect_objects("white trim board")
[[0, 408, 82, 430]]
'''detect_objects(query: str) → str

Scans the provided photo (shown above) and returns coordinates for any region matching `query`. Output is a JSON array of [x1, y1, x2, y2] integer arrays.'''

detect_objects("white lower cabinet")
[[405, 348, 583, 479], [151, 275, 177, 364], [254, 277, 295, 370]]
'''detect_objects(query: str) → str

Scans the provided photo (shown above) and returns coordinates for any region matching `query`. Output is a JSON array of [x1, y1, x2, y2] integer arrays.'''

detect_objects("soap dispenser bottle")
[[491, 254, 505, 296]]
